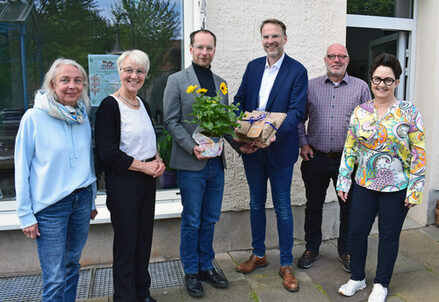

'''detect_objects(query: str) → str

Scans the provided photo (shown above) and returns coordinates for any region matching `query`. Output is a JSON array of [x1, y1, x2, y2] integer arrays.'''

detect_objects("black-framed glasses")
[[371, 76, 396, 86], [326, 54, 348, 61]]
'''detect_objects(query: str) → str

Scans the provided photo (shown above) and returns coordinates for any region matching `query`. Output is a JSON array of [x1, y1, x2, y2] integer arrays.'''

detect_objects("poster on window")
[[88, 54, 120, 106]]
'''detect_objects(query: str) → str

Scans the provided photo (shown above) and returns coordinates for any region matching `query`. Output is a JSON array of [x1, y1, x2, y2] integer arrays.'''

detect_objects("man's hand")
[[337, 190, 349, 202], [23, 223, 40, 239], [300, 144, 314, 161], [253, 135, 276, 149], [193, 145, 210, 160], [91, 209, 98, 220], [239, 142, 259, 154]]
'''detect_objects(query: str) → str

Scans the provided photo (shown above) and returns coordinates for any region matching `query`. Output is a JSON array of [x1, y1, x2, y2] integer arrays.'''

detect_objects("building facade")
[[1, 0, 438, 274]]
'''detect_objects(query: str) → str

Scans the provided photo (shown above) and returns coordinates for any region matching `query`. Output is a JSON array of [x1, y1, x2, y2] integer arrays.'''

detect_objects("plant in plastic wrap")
[[186, 83, 242, 157]]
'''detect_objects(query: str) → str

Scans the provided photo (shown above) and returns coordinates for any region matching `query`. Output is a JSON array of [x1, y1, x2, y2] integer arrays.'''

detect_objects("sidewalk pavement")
[[86, 225, 439, 302]]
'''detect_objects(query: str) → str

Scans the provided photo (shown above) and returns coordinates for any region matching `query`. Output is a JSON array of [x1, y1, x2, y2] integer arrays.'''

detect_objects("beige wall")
[[205, 0, 347, 211], [411, 0, 439, 224]]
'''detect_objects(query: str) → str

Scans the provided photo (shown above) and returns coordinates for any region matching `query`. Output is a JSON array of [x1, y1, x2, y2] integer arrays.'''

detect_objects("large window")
[[0, 0, 187, 200]]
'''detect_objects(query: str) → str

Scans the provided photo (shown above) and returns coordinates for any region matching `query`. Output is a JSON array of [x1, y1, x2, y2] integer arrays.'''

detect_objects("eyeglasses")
[[326, 54, 348, 61], [262, 34, 283, 40], [371, 76, 396, 86], [192, 44, 215, 52], [121, 67, 146, 76]]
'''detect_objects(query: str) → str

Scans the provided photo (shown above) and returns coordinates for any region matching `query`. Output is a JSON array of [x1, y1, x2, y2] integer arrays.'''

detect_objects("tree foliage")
[[111, 0, 181, 81], [347, 0, 395, 17], [35, 0, 113, 70]]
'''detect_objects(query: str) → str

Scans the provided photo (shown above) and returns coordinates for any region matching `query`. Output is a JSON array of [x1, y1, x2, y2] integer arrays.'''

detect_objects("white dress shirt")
[[257, 53, 285, 110]]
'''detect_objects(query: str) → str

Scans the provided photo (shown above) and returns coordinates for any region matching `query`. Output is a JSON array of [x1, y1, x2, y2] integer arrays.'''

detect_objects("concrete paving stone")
[[215, 252, 246, 282], [246, 271, 330, 302], [312, 236, 423, 302], [295, 242, 370, 302], [399, 229, 439, 274], [421, 225, 439, 242], [150, 287, 183, 302], [388, 269, 439, 302], [229, 249, 283, 276], [386, 296, 406, 302], [179, 279, 256, 302]]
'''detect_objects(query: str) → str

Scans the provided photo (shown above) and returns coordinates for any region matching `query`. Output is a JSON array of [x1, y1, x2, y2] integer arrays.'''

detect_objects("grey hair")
[[116, 49, 150, 76], [41, 58, 90, 108], [326, 43, 350, 57]]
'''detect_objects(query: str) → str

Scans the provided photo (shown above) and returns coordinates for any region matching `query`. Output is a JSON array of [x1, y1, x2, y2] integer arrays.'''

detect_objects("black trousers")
[[300, 151, 350, 256], [106, 170, 156, 302], [349, 183, 408, 287]]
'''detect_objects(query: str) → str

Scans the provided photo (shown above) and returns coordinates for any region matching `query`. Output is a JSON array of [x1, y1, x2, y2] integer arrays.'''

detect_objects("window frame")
[[346, 0, 418, 102]]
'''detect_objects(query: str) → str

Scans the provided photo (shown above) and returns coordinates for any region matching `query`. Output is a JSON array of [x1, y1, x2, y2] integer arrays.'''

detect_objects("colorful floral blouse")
[[336, 99, 426, 204]]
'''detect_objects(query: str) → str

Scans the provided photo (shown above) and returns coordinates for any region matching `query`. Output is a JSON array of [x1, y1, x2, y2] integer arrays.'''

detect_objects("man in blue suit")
[[234, 19, 308, 292]]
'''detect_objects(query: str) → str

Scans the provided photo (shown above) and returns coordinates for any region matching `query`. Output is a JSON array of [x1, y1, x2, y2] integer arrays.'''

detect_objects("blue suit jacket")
[[234, 54, 308, 168]]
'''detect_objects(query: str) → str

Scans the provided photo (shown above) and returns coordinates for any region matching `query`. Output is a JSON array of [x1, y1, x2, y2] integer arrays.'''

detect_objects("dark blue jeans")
[[300, 152, 350, 256], [349, 182, 408, 287], [242, 150, 294, 266], [177, 157, 224, 274], [35, 185, 92, 302]]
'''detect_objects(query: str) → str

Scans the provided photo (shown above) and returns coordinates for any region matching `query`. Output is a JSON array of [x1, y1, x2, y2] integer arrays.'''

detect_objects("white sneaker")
[[339, 279, 366, 296], [368, 283, 388, 302]]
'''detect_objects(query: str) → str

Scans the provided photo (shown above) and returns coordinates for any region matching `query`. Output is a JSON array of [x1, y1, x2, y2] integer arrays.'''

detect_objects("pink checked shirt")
[[298, 73, 371, 153]]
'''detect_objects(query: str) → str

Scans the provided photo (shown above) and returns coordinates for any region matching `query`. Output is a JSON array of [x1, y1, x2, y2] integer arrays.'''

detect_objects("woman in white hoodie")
[[15, 58, 97, 302]]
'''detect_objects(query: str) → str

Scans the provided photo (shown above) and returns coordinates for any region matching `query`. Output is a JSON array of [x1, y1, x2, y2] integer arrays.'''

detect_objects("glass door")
[[368, 32, 408, 99]]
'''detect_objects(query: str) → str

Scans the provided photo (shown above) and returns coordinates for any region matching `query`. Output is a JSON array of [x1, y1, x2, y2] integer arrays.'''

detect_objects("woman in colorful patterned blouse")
[[336, 53, 426, 302]]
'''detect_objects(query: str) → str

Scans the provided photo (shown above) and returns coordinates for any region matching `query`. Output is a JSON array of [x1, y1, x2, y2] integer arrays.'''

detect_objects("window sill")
[[0, 188, 182, 231]]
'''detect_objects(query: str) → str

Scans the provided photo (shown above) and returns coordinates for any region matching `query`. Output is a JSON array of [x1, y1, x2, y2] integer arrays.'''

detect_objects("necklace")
[[117, 91, 140, 108]]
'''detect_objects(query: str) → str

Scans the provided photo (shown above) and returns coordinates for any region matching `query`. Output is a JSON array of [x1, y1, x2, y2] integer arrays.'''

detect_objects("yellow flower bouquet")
[[186, 83, 241, 137]]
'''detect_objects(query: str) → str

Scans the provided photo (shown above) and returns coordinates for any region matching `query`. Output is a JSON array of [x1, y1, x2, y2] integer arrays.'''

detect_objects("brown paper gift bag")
[[236, 110, 287, 146]]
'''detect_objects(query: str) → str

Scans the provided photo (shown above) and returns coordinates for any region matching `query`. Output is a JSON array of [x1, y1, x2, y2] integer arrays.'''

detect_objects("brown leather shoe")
[[235, 254, 267, 273], [279, 265, 299, 292]]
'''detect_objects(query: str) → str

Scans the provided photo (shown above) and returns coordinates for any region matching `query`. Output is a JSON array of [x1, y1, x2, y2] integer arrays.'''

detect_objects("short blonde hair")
[[116, 49, 150, 76], [41, 58, 90, 108]]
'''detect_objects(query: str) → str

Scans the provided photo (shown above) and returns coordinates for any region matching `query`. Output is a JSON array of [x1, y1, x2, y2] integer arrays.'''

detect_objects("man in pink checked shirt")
[[297, 44, 371, 273]]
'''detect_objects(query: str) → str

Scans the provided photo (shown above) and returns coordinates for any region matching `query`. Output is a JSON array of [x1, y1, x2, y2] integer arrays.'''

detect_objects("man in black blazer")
[[234, 19, 308, 292], [163, 29, 229, 298]]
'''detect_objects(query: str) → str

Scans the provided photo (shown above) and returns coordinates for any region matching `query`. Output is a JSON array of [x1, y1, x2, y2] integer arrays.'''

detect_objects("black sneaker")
[[297, 250, 319, 269], [199, 268, 229, 288], [184, 274, 204, 297], [338, 254, 351, 273]]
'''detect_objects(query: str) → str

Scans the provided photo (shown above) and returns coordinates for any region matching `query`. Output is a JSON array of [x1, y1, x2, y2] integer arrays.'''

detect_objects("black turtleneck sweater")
[[191, 62, 243, 155], [192, 62, 216, 97]]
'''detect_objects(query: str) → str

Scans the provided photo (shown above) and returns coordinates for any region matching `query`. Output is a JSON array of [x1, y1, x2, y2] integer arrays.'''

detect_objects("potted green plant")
[[186, 83, 243, 157], [157, 130, 177, 189]]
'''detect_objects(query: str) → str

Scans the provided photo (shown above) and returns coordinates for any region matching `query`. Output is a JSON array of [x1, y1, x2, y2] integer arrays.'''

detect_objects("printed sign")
[[88, 54, 120, 106]]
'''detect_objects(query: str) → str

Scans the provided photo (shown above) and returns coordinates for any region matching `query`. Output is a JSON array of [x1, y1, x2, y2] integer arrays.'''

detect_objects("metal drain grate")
[[0, 274, 42, 302], [0, 259, 224, 301], [0, 270, 91, 302], [150, 259, 185, 289], [90, 266, 113, 298]]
